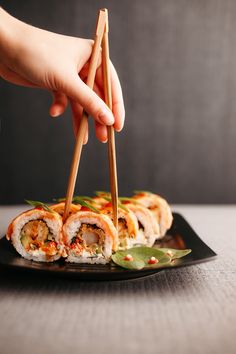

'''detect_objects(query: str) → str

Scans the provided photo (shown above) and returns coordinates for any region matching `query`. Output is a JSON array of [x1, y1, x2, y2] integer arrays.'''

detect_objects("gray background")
[[1, 0, 236, 204]]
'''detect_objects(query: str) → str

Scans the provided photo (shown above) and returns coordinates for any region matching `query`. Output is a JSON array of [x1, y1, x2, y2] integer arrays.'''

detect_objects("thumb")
[[65, 74, 114, 126]]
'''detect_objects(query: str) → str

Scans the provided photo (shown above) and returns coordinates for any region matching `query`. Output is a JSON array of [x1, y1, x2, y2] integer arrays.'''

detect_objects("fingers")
[[70, 82, 105, 142], [65, 73, 115, 126], [70, 99, 108, 144], [95, 61, 125, 132], [93, 84, 107, 142], [95, 122, 108, 143], [49, 92, 68, 117], [109, 62, 125, 131]]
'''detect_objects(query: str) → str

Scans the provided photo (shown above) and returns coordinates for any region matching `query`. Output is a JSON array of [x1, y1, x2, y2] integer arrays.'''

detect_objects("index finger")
[[109, 61, 125, 131], [95, 61, 125, 132]]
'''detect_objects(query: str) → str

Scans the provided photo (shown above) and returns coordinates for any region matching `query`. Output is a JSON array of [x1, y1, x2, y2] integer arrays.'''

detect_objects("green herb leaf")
[[112, 247, 171, 270], [74, 198, 100, 213], [119, 197, 135, 202], [95, 191, 111, 197], [113, 257, 145, 270], [102, 196, 129, 212], [53, 196, 100, 213], [118, 203, 129, 212], [76, 196, 95, 203], [102, 196, 112, 202], [54, 195, 95, 203], [25, 200, 53, 213], [157, 248, 192, 259]]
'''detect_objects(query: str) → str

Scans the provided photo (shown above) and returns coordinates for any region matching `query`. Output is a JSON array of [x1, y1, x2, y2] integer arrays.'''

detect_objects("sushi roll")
[[50, 202, 81, 216], [63, 211, 118, 264], [124, 202, 161, 246], [100, 203, 141, 249], [133, 192, 173, 237], [6, 208, 63, 262]]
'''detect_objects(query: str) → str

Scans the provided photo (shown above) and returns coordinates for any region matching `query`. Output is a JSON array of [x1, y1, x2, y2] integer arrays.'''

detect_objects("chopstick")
[[63, 9, 107, 221], [102, 9, 119, 229]]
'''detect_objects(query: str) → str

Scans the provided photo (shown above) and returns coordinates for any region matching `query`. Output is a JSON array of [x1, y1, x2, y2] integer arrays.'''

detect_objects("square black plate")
[[0, 213, 217, 281]]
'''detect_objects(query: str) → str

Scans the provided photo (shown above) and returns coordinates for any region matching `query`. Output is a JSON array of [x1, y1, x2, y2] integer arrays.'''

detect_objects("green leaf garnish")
[[73, 198, 100, 213], [94, 193, 133, 212], [118, 197, 140, 204], [53, 195, 95, 203], [118, 203, 129, 212], [25, 200, 53, 213], [102, 196, 129, 212], [76, 196, 95, 203], [157, 248, 192, 259], [95, 191, 111, 197], [112, 246, 192, 270], [112, 247, 171, 270], [53, 196, 100, 213], [102, 196, 112, 202]]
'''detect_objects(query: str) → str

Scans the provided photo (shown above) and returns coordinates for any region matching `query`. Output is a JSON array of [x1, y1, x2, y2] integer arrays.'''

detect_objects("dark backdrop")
[[1, 0, 236, 204]]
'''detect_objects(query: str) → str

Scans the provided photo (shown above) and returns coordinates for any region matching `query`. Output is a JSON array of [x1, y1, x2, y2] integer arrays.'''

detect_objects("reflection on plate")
[[0, 213, 216, 281]]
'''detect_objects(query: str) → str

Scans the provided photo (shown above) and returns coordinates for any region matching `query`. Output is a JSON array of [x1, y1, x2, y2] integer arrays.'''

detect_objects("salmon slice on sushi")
[[63, 211, 118, 264], [133, 191, 173, 237], [50, 202, 81, 216], [6, 207, 63, 262]]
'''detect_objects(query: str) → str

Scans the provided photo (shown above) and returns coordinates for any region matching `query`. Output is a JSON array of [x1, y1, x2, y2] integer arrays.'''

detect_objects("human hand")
[[0, 9, 125, 143]]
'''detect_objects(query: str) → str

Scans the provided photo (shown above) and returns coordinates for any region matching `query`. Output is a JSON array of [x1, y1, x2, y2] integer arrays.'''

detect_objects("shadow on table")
[[0, 265, 202, 298]]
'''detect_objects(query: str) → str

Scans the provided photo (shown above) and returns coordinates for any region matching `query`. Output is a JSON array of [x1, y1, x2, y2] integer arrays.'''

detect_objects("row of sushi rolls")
[[7, 191, 173, 264]]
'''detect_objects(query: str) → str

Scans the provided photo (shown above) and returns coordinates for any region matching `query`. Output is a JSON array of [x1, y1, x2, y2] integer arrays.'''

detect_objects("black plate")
[[0, 213, 216, 281]]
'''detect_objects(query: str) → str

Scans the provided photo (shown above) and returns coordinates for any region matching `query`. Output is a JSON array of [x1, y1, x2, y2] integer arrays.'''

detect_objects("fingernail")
[[101, 139, 108, 144], [51, 109, 61, 117], [116, 125, 123, 133], [98, 108, 114, 125]]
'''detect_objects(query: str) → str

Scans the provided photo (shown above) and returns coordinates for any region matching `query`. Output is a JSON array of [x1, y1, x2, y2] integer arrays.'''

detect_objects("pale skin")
[[0, 8, 125, 143]]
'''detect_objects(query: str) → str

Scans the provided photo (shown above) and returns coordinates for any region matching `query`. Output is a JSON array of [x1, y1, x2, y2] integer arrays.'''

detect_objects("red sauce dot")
[[80, 206, 90, 211], [70, 243, 77, 249], [148, 256, 158, 265], [124, 254, 133, 261]]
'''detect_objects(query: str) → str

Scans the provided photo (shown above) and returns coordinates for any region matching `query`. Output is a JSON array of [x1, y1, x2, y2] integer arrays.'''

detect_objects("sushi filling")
[[138, 221, 144, 231], [118, 218, 132, 248], [70, 223, 105, 256], [20, 220, 58, 256]]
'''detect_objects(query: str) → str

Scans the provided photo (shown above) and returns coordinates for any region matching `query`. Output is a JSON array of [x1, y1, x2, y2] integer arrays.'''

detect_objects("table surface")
[[0, 205, 235, 354]]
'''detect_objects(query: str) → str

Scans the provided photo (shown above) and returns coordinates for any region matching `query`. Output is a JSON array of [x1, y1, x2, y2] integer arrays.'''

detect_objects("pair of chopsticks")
[[63, 8, 118, 229]]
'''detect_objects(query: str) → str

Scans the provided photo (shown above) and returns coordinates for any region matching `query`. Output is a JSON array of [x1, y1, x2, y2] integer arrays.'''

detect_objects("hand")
[[0, 9, 125, 143]]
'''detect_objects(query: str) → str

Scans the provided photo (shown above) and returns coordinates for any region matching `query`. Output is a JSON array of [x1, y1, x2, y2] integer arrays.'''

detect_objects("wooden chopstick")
[[63, 9, 107, 221], [102, 9, 119, 229]]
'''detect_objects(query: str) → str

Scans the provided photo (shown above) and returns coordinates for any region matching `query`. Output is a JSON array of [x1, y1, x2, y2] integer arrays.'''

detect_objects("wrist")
[[0, 8, 27, 64]]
